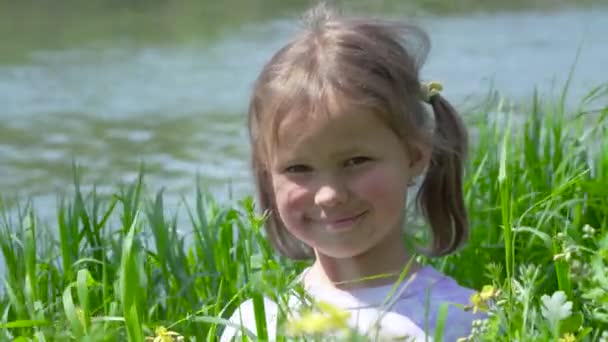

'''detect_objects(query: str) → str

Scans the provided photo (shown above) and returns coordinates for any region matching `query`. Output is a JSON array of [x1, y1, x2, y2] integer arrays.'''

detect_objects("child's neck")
[[305, 232, 421, 291]]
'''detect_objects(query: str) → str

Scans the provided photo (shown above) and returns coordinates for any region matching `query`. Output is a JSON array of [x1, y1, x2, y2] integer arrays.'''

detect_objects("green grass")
[[1, 83, 607, 341]]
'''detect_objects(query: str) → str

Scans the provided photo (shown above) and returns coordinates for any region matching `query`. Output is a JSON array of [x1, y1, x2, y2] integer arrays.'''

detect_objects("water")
[[0, 4, 607, 219]]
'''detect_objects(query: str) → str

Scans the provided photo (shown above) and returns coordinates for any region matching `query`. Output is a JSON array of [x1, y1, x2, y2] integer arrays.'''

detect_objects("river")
[[1, 2, 607, 219]]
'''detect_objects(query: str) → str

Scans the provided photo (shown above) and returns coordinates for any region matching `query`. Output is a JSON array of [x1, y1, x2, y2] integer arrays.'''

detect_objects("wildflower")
[[559, 333, 577, 342], [466, 285, 500, 314], [553, 251, 573, 262], [145, 326, 184, 342], [582, 224, 596, 235], [285, 300, 350, 336], [480, 285, 500, 301], [540, 291, 573, 330]]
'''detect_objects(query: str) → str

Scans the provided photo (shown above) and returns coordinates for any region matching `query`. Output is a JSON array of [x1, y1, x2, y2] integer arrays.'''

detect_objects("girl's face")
[[269, 109, 428, 260]]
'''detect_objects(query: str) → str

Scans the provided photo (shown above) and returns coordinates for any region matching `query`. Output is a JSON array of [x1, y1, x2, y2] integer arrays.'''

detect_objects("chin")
[[316, 246, 371, 259]]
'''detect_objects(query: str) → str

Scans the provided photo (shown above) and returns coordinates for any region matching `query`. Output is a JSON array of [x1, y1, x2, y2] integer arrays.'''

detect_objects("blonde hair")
[[248, 3, 469, 259]]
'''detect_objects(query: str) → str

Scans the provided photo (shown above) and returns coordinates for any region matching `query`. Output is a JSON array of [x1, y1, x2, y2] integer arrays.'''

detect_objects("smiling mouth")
[[323, 211, 367, 231]]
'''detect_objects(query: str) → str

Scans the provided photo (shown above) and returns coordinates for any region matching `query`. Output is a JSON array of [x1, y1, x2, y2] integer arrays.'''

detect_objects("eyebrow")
[[273, 146, 368, 166], [328, 146, 369, 159]]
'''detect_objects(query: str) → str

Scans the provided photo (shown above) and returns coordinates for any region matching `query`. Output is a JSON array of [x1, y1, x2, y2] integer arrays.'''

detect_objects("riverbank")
[[1, 0, 603, 62]]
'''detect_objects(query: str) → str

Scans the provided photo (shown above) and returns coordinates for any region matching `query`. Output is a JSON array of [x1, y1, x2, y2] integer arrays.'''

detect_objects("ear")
[[407, 143, 431, 178]]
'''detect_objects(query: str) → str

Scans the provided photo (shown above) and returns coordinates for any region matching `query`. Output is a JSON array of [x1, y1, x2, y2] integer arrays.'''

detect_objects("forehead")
[[277, 92, 384, 139], [272, 107, 395, 158]]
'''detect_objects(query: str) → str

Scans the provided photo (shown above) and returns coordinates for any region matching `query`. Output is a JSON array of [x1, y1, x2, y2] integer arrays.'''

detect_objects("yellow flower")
[[466, 285, 500, 314], [285, 300, 351, 336], [479, 285, 500, 301], [145, 326, 184, 342], [559, 333, 577, 342]]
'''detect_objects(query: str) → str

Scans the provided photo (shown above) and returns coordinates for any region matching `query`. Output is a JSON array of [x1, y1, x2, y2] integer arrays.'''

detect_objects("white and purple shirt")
[[221, 265, 486, 341]]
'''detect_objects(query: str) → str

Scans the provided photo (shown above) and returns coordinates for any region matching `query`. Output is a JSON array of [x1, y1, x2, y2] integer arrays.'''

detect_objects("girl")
[[222, 3, 484, 341]]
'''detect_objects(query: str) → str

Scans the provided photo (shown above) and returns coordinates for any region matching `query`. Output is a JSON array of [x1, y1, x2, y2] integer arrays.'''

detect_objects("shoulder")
[[427, 267, 477, 303], [408, 266, 477, 302], [219, 297, 281, 342], [412, 266, 487, 339]]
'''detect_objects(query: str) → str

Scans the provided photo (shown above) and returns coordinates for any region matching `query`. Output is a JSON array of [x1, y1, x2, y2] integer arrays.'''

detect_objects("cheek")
[[273, 178, 313, 222], [353, 167, 407, 209]]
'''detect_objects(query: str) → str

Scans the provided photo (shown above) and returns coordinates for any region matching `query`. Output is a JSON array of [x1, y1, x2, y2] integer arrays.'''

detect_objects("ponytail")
[[417, 94, 469, 256]]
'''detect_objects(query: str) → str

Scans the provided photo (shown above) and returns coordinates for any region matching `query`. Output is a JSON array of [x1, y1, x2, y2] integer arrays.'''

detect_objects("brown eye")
[[344, 157, 371, 167], [285, 164, 312, 173]]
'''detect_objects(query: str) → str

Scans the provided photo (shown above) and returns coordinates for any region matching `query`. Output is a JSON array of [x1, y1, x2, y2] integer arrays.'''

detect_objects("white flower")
[[582, 224, 596, 235], [540, 291, 572, 329]]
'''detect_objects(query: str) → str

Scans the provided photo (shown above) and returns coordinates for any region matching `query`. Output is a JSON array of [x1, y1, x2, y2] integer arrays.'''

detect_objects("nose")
[[314, 181, 348, 208]]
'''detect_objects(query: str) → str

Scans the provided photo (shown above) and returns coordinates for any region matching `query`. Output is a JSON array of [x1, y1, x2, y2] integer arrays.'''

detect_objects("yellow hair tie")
[[421, 81, 443, 103]]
